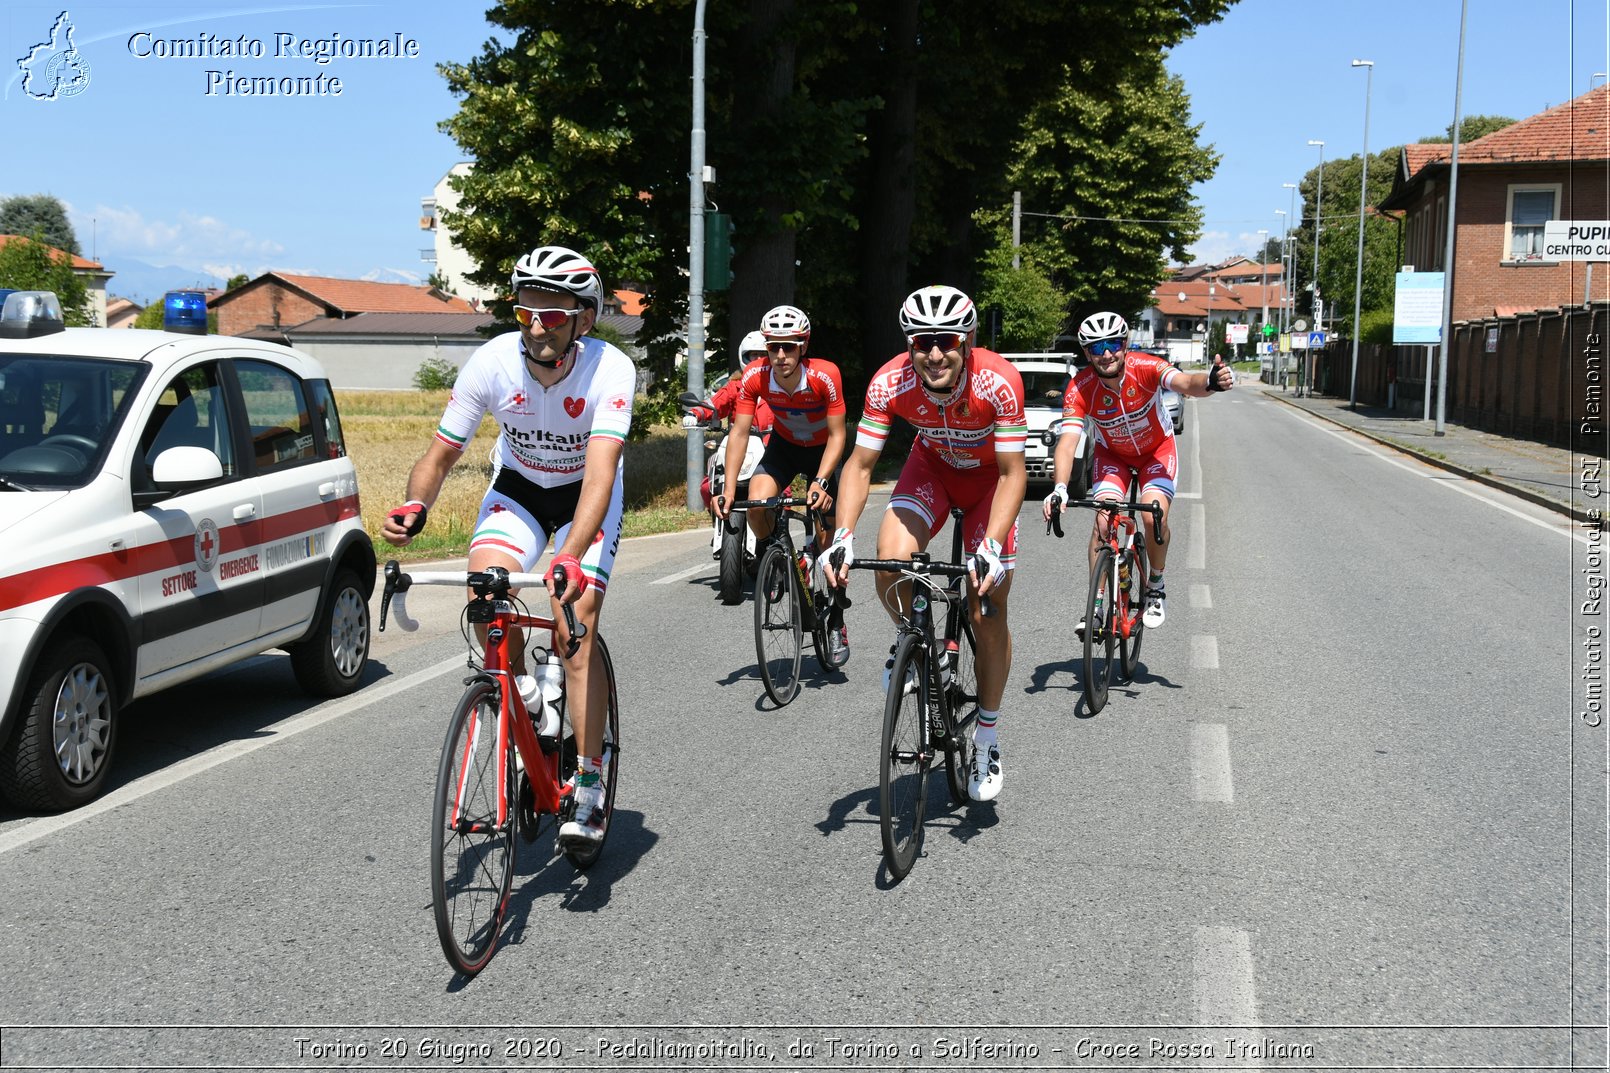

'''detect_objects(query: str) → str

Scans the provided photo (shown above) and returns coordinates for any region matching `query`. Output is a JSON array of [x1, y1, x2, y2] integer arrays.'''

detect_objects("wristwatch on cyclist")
[[812, 476, 830, 489]]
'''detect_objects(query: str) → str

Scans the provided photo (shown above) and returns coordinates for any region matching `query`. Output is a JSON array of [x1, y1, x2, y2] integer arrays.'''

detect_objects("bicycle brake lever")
[[1151, 503, 1165, 545], [1048, 496, 1064, 538], [550, 575, 588, 658], [968, 554, 998, 619]]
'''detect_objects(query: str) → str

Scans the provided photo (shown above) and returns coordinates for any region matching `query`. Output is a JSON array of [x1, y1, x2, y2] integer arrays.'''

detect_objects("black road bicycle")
[[845, 508, 985, 880]]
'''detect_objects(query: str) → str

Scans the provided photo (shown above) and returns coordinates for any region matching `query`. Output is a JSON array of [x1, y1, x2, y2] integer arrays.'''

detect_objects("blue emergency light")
[[163, 290, 208, 335]]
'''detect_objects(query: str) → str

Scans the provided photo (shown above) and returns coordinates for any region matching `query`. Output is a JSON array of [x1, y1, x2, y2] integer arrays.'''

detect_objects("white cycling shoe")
[[1142, 589, 1167, 629], [967, 743, 1003, 802]]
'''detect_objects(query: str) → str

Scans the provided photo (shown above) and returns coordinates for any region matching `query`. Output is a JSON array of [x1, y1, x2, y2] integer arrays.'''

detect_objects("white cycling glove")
[[972, 536, 1006, 588], [1043, 482, 1069, 512], [818, 527, 854, 581]]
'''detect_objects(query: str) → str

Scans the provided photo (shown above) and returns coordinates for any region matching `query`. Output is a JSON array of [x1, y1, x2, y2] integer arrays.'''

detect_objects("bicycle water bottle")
[[531, 648, 564, 738], [941, 639, 959, 684]]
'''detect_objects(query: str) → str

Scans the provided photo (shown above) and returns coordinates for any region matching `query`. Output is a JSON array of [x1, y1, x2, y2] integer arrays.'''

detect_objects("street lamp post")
[[685, 0, 710, 510], [1258, 227, 1269, 373], [1349, 59, 1375, 411], [1275, 208, 1288, 386], [1204, 284, 1216, 366], [1304, 139, 1325, 398], [1176, 290, 1188, 366]]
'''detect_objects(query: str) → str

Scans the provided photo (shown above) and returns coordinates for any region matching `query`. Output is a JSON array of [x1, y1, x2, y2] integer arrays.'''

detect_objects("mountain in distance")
[[362, 266, 426, 286], [105, 257, 227, 306]]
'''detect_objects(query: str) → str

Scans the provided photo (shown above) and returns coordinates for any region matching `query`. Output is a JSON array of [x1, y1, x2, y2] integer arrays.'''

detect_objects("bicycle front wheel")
[[431, 679, 516, 976], [754, 543, 802, 706], [1119, 543, 1148, 682], [1083, 547, 1116, 714], [880, 633, 930, 881], [943, 610, 979, 805]]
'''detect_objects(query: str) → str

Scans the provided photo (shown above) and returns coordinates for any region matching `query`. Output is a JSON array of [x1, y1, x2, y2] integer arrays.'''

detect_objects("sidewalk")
[[1251, 380, 1588, 520]]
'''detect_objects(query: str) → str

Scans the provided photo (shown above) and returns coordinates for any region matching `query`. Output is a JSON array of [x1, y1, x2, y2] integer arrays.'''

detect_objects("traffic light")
[[704, 213, 734, 292]]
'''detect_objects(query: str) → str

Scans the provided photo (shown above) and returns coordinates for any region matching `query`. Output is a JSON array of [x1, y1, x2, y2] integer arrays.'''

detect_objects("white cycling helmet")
[[510, 245, 604, 311], [1077, 311, 1129, 347], [760, 304, 811, 341], [738, 330, 768, 358], [899, 285, 977, 335]]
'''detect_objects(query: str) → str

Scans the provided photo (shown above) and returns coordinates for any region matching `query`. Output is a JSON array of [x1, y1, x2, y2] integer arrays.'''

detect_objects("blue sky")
[[1, 2, 1604, 300]]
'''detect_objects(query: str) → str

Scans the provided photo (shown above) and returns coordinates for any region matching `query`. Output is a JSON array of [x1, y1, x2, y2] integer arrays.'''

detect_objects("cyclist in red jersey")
[[691, 331, 776, 433], [1043, 311, 1232, 633], [821, 285, 1027, 803], [714, 305, 849, 656]]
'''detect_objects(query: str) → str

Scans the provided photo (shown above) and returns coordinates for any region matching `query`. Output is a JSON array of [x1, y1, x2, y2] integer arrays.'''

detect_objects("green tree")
[[0, 195, 79, 255], [437, 0, 1231, 398], [1289, 146, 1398, 335], [975, 245, 1068, 352], [0, 233, 92, 325], [979, 53, 1218, 334], [225, 273, 250, 291], [1418, 114, 1517, 144]]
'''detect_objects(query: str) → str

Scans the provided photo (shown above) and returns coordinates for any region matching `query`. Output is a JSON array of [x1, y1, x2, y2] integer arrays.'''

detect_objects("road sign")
[[1308, 331, 1325, 348], [1228, 324, 1249, 344], [1393, 271, 1444, 344], [1542, 220, 1610, 260]]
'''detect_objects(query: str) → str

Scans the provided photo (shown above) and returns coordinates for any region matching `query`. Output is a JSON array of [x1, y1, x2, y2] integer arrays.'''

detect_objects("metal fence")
[[1311, 302, 1608, 454]]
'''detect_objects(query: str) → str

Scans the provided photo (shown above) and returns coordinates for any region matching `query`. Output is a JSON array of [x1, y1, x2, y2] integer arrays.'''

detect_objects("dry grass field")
[[338, 390, 703, 559]]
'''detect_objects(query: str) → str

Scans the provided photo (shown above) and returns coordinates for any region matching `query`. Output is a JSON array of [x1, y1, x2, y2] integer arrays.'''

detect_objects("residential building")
[[105, 296, 140, 329], [1379, 83, 1610, 321], [208, 272, 474, 338], [0, 234, 114, 326], [421, 163, 498, 305]]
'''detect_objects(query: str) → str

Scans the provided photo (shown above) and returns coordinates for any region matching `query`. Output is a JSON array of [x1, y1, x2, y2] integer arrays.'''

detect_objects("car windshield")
[[1019, 370, 1070, 409], [0, 354, 146, 489]]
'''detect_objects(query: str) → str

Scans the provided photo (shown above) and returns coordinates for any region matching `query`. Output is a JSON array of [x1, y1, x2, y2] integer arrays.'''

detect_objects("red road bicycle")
[[380, 561, 620, 976], [1048, 475, 1162, 714]]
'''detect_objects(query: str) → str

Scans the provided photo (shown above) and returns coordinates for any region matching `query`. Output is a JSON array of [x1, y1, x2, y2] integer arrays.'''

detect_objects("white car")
[[1003, 354, 1094, 496], [0, 291, 375, 810]]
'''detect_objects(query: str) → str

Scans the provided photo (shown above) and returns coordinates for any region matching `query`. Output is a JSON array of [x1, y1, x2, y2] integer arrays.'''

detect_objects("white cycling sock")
[[973, 709, 998, 749]]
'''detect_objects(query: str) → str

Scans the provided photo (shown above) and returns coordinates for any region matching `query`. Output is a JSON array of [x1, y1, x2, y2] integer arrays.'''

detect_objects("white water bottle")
[[532, 650, 564, 738]]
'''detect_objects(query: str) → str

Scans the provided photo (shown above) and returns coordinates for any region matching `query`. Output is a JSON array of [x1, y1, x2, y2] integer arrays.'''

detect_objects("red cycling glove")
[[545, 553, 588, 597], [388, 500, 428, 536]]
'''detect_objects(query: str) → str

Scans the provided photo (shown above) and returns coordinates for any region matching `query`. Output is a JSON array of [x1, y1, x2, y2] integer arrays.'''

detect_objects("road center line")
[[0, 654, 467, 857], [1187, 503, 1206, 568], [1191, 634, 1220, 669], [1190, 722, 1233, 803], [1190, 583, 1213, 609], [1193, 925, 1261, 1064]]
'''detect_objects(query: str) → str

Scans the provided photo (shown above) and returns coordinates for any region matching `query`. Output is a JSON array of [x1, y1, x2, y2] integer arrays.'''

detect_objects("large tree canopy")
[[438, 0, 1231, 392], [0, 195, 79, 256], [0, 235, 92, 325]]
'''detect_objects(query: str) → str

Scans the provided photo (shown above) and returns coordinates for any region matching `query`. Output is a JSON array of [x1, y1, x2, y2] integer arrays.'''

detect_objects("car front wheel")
[[289, 569, 370, 696], [0, 636, 118, 810]]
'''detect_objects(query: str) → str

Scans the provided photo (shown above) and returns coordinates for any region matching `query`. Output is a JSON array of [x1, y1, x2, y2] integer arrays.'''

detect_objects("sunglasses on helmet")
[[513, 305, 582, 330], [1085, 339, 1125, 356], [908, 332, 965, 353]]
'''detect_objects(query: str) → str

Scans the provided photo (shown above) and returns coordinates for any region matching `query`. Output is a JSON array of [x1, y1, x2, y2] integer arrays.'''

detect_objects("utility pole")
[[685, 0, 709, 511]]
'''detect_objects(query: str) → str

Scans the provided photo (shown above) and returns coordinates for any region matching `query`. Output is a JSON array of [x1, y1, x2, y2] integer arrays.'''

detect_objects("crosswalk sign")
[[1308, 331, 1325, 348]]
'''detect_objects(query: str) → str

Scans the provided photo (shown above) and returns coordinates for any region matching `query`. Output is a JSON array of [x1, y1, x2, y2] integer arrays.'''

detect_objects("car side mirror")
[[148, 445, 224, 496]]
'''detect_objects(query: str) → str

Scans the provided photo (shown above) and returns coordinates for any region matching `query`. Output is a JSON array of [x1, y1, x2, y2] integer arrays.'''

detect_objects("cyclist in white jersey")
[[381, 245, 635, 847]]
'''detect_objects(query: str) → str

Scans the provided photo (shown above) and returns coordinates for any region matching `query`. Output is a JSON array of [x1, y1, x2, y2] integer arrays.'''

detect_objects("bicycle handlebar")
[[379, 561, 587, 656], [1067, 497, 1166, 545], [846, 554, 996, 619]]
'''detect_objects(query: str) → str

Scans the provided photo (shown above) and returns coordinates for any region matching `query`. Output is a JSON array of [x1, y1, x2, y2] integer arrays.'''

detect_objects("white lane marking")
[[1188, 407, 1202, 489], [1190, 583, 1213, 609], [0, 655, 466, 857], [1187, 503, 1206, 568], [1194, 925, 1260, 1062], [1190, 723, 1233, 803], [652, 560, 716, 585], [1271, 404, 1587, 543], [1191, 635, 1220, 669], [1174, 490, 1203, 499]]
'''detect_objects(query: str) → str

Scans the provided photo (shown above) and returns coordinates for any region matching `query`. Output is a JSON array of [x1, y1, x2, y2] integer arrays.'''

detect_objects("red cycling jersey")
[[736, 357, 845, 448], [857, 347, 1028, 469], [1062, 352, 1184, 457], [712, 358, 774, 431]]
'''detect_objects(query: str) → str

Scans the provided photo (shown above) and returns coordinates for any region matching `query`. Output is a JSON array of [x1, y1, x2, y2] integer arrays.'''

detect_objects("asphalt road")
[[0, 388, 1600, 1072]]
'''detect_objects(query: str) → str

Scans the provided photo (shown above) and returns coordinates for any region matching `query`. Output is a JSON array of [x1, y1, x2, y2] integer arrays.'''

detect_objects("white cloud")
[[68, 202, 283, 266]]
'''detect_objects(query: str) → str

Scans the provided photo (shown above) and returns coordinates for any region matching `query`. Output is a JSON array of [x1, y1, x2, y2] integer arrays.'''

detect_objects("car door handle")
[[318, 482, 337, 499], [233, 503, 257, 522]]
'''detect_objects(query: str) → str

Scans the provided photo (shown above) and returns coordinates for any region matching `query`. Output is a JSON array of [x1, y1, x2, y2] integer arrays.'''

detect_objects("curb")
[[1264, 390, 1588, 523]]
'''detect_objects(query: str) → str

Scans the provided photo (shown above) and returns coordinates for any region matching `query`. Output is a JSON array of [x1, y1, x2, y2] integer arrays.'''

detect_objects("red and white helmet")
[[510, 245, 603, 311], [899, 285, 977, 335], [760, 304, 811, 342]]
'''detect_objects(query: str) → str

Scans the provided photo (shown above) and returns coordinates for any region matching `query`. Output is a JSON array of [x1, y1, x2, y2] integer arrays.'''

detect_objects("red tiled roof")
[[0, 234, 105, 272], [268, 272, 475, 313], [1399, 85, 1610, 188]]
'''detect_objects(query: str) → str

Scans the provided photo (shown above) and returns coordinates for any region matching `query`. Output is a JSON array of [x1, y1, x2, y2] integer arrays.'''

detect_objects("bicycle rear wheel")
[[879, 633, 929, 881], [1119, 543, 1148, 682], [431, 679, 515, 976], [1083, 548, 1116, 714], [943, 609, 979, 805], [754, 543, 802, 706], [560, 636, 620, 871]]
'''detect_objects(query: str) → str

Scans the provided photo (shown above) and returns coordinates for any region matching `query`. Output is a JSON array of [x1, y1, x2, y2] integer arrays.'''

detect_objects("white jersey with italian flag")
[[435, 332, 637, 487]]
